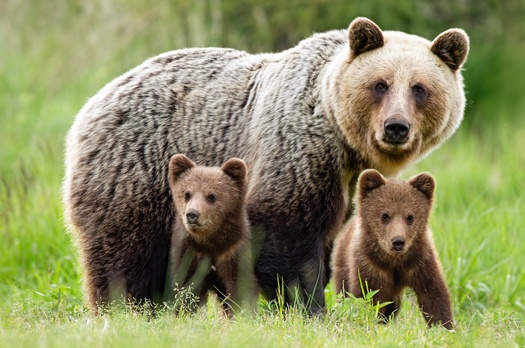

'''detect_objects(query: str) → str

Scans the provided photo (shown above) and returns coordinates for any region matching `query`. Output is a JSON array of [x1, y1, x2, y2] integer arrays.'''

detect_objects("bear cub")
[[332, 169, 453, 330], [168, 154, 257, 315]]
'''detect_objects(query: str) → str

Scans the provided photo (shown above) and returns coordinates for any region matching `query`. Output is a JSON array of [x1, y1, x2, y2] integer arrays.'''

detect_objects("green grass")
[[1, 288, 524, 347], [1, 1, 525, 347], [3, 125, 523, 347]]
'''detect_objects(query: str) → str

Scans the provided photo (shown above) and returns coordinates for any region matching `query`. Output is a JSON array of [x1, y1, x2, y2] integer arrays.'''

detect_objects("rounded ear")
[[431, 28, 469, 71], [409, 172, 435, 201], [221, 157, 247, 184], [169, 154, 196, 184], [348, 17, 384, 59], [358, 169, 386, 198]]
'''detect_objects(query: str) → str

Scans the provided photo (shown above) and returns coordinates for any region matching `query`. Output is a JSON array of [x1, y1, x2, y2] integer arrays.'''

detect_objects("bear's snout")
[[384, 118, 410, 144], [391, 236, 406, 252], [186, 209, 200, 225]]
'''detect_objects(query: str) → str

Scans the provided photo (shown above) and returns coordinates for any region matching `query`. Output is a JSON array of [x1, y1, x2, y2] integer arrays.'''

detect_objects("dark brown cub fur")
[[332, 169, 453, 330], [168, 154, 257, 315]]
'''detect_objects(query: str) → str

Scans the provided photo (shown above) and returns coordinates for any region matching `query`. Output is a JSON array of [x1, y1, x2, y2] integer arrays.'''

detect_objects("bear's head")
[[356, 169, 435, 256], [323, 17, 469, 176], [168, 154, 247, 241]]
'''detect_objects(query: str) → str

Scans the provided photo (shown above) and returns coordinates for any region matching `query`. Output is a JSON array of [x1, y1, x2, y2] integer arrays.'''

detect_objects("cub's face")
[[168, 155, 247, 239], [357, 169, 435, 255], [326, 18, 469, 176]]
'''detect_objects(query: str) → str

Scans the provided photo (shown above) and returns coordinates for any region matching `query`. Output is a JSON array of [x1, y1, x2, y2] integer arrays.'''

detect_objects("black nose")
[[384, 118, 410, 143], [391, 236, 406, 252], [186, 209, 200, 225]]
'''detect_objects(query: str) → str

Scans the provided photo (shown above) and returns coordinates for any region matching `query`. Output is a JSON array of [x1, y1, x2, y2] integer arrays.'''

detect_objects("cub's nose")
[[384, 118, 410, 143], [186, 209, 200, 225], [391, 236, 406, 252]]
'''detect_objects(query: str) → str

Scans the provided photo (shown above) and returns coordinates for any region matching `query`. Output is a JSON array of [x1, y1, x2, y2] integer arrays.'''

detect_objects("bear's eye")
[[184, 192, 191, 202], [381, 213, 390, 223], [406, 214, 414, 224], [373, 81, 388, 97], [412, 84, 428, 104], [207, 194, 216, 203]]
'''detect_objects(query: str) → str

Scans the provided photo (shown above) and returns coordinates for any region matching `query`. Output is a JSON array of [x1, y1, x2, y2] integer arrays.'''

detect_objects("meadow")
[[1, 1, 524, 347]]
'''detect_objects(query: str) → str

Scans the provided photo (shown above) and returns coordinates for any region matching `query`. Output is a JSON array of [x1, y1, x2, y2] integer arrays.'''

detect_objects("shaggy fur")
[[332, 169, 454, 329], [63, 17, 469, 314], [167, 154, 256, 315]]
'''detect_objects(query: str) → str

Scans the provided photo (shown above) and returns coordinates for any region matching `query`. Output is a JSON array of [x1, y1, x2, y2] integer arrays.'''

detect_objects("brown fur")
[[168, 154, 257, 315], [333, 169, 453, 330], [63, 17, 469, 314]]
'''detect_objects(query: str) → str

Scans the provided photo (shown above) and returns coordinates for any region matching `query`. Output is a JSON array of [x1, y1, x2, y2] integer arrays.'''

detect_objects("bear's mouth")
[[185, 221, 203, 231], [386, 248, 407, 257], [379, 139, 412, 154], [373, 133, 421, 159]]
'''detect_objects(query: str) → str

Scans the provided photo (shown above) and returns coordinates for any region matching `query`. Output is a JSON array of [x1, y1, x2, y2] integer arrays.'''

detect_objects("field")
[[1, 1, 524, 347]]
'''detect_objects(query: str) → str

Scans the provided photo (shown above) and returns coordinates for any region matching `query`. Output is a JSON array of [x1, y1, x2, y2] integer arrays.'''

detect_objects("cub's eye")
[[381, 213, 390, 223], [184, 192, 191, 202], [406, 214, 414, 224], [207, 194, 216, 203], [374, 81, 388, 96]]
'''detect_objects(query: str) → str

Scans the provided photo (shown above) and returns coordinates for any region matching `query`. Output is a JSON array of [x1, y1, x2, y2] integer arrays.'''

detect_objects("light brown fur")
[[168, 154, 257, 315], [322, 19, 468, 176], [333, 169, 454, 330]]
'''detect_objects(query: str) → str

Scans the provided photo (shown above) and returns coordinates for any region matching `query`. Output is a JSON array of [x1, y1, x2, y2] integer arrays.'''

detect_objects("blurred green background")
[[1, 0, 524, 320], [1, 0, 524, 176]]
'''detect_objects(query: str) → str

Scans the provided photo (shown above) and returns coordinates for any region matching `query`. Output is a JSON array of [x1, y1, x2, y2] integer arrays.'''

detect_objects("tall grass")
[[407, 124, 525, 314], [1, 0, 524, 346]]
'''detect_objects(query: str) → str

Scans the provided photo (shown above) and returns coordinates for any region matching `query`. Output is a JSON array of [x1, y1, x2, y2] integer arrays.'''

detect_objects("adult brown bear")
[[63, 17, 469, 314]]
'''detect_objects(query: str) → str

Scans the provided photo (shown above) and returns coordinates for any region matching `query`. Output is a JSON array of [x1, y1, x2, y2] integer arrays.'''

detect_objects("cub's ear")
[[431, 28, 469, 71], [409, 172, 435, 201], [358, 169, 386, 198], [348, 17, 384, 59], [169, 154, 196, 183], [221, 158, 247, 184]]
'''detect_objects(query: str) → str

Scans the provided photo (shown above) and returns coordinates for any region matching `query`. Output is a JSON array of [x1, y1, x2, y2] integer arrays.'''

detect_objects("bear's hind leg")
[[298, 257, 326, 315]]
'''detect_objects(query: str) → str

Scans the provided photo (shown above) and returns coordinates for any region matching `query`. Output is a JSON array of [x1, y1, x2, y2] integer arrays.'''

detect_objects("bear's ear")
[[221, 157, 247, 184], [431, 29, 469, 71], [169, 154, 196, 183], [358, 169, 386, 198], [409, 172, 435, 201], [348, 17, 385, 59]]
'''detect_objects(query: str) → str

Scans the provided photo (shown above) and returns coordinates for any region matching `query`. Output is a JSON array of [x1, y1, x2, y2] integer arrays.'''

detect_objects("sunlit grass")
[[1, 0, 525, 346], [1, 291, 523, 347]]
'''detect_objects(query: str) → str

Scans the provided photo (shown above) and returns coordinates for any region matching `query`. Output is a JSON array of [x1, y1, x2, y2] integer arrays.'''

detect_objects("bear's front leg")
[[169, 246, 213, 313], [377, 294, 402, 323], [215, 251, 257, 316], [352, 271, 400, 323], [411, 263, 454, 330]]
